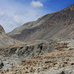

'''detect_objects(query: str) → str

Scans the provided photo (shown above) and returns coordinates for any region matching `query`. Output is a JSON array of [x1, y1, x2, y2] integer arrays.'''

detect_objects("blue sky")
[[0, 0, 74, 32]]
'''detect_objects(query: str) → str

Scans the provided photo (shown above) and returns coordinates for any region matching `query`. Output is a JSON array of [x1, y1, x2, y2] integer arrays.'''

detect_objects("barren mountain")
[[0, 25, 23, 48], [8, 4, 74, 41]]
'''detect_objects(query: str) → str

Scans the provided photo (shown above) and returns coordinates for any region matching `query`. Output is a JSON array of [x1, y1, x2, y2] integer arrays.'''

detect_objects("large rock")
[[0, 60, 4, 69]]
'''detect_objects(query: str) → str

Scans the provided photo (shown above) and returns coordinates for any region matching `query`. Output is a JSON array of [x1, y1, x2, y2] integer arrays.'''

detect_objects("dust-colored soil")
[[1, 49, 74, 74]]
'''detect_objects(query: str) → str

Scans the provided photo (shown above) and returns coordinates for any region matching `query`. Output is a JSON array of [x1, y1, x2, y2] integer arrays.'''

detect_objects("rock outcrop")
[[0, 25, 5, 34], [2, 40, 74, 74], [0, 60, 4, 69]]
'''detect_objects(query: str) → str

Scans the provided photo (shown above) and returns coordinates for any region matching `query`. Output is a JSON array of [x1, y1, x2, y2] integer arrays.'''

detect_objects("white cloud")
[[0, 9, 4, 17], [31, 1, 43, 8], [0, 8, 45, 33]]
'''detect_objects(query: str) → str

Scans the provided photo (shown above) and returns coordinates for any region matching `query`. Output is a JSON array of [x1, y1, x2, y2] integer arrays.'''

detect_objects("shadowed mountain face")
[[8, 4, 74, 41]]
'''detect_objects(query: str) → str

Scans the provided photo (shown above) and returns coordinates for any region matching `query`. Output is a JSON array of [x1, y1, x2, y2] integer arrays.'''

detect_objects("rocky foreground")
[[0, 40, 74, 74], [5, 50, 74, 74]]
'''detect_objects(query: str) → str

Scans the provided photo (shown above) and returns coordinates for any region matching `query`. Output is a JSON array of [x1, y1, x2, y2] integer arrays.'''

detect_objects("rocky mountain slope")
[[0, 25, 23, 48], [1, 25, 74, 73], [8, 4, 74, 41], [0, 25, 63, 71]]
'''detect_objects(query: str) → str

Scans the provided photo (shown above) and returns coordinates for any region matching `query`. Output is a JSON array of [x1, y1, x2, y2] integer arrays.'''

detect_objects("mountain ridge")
[[8, 4, 74, 41]]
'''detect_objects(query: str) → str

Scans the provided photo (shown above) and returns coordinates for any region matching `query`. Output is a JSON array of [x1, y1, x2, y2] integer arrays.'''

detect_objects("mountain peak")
[[67, 4, 74, 10], [0, 25, 5, 34], [62, 4, 74, 12], [69, 4, 74, 7]]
